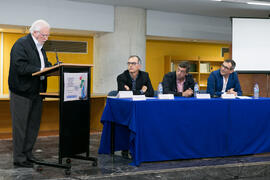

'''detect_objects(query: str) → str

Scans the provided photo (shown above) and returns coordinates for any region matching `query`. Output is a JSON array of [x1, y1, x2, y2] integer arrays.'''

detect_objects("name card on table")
[[117, 91, 133, 98], [221, 93, 235, 99], [196, 93, 211, 99], [158, 94, 174, 100], [132, 95, 146, 101]]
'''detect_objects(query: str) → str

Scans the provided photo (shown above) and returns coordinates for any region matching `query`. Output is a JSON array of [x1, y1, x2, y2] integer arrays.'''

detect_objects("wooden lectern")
[[32, 63, 97, 174]]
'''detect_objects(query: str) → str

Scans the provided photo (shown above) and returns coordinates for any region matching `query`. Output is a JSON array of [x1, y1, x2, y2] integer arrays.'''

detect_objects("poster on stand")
[[64, 72, 88, 102]]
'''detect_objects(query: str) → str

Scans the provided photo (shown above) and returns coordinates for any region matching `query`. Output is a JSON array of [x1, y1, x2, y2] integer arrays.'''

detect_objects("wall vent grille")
[[44, 40, 88, 53]]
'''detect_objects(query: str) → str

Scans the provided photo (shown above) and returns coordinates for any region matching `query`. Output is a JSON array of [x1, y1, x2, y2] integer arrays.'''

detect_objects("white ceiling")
[[68, 0, 270, 18]]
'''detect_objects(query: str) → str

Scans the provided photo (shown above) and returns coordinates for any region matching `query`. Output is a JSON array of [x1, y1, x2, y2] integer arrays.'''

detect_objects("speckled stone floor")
[[1, 133, 270, 180]]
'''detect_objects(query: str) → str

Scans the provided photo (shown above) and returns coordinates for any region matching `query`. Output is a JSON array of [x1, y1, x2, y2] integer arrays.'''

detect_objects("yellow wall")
[[3, 33, 25, 94], [146, 40, 230, 89], [2, 33, 93, 95], [0, 33, 2, 91]]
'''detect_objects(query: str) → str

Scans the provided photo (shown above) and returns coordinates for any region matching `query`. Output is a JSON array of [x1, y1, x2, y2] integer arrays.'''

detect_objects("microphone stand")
[[54, 49, 62, 65]]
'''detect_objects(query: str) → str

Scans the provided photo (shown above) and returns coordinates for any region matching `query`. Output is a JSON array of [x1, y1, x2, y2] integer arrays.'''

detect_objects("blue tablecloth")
[[98, 97, 270, 166]]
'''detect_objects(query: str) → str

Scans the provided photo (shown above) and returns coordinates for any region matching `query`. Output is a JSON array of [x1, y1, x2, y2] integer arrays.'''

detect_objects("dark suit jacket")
[[207, 69, 242, 97], [8, 34, 52, 98], [162, 71, 195, 97], [117, 70, 154, 97]]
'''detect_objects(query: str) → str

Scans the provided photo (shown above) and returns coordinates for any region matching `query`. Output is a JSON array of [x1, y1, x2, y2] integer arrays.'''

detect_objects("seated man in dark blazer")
[[162, 61, 195, 97], [117, 55, 154, 158], [207, 59, 242, 97], [117, 55, 154, 97]]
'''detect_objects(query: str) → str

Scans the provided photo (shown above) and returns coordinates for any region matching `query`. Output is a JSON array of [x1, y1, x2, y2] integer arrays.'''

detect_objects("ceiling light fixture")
[[212, 0, 270, 6], [247, 1, 270, 6]]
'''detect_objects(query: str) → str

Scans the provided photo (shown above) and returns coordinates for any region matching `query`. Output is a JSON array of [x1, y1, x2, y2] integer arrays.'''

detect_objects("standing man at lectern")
[[207, 59, 242, 97], [117, 55, 154, 97], [8, 19, 52, 168]]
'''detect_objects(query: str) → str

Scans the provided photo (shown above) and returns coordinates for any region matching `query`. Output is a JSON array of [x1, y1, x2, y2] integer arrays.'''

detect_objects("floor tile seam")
[[0, 132, 101, 141], [85, 160, 270, 179]]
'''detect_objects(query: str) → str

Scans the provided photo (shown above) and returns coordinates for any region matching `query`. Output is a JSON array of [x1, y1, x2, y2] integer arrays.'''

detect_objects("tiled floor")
[[1, 133, 270, 180]]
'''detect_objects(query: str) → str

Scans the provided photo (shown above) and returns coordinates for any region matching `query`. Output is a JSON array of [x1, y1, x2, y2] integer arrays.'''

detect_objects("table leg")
[[110, 122, 115, 155]]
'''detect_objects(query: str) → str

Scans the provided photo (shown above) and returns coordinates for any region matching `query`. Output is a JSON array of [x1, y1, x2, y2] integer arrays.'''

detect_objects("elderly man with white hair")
[[8, 19, 52, 168]]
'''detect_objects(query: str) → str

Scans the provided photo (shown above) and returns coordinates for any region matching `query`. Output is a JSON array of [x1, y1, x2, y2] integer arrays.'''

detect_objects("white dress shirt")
[[31, 34, 45, 80], [222, 76, 228, 93]]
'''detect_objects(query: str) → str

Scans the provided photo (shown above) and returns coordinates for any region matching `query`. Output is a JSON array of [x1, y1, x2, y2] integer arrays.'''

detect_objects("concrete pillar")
[[93, 6, 146, 94]]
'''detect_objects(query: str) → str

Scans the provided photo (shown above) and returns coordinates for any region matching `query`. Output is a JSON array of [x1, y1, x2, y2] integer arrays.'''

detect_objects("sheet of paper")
[[64, 72, 88, 102], [236, 96, 252, 99], [132, 95, 146, 101]]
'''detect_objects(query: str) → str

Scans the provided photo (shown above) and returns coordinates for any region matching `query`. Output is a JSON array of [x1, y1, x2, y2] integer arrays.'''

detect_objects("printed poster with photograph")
[[64, 72, 88, 102]]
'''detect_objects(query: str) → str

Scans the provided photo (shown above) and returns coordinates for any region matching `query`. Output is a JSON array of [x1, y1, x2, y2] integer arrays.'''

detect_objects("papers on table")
[[221, 93, 235, 99], [146, 97, 156, 99], [132, 95, 146, 101], [113, 91, 253, 100], [236, 96, 252, 99], [221, 94, 253, 99]]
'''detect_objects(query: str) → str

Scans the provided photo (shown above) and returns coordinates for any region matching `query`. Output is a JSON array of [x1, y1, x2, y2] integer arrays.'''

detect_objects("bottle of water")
[[254, 83, 259, 99], [157, 82, 163, 95], [194, 83, 199, 97]]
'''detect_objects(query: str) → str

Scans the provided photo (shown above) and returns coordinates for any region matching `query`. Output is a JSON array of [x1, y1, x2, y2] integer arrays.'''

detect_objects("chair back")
[[108, 90, 118, 96]]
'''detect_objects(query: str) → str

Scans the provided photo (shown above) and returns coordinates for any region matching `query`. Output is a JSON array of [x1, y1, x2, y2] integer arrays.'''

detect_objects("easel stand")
[[33, 63, 97, 175]]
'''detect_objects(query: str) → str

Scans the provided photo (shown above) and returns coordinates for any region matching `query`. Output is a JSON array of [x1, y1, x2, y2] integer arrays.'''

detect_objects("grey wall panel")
[[0, 0, 114, 32], [147, 10, 231, 42]]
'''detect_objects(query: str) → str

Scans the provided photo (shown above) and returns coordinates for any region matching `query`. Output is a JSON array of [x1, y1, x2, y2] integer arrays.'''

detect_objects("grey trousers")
[[10, 92, 43, 163]]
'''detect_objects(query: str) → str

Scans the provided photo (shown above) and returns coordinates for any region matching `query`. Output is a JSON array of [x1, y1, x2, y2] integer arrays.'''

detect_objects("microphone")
[[54, 49, 62, 65]]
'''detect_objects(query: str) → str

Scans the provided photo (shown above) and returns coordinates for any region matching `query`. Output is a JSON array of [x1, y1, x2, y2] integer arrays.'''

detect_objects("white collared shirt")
[[222, 76, 228, 93], [31, 34, 45, 80]]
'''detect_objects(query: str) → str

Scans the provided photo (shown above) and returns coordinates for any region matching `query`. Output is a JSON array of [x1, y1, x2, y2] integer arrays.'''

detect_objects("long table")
[[98, 97, 270, 166]]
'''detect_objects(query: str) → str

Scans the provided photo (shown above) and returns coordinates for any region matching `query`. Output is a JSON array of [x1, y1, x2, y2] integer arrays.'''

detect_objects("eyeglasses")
[[38, 32, 49, 38], [221, 64, 231, 70], [127, 62, 139, 66]]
